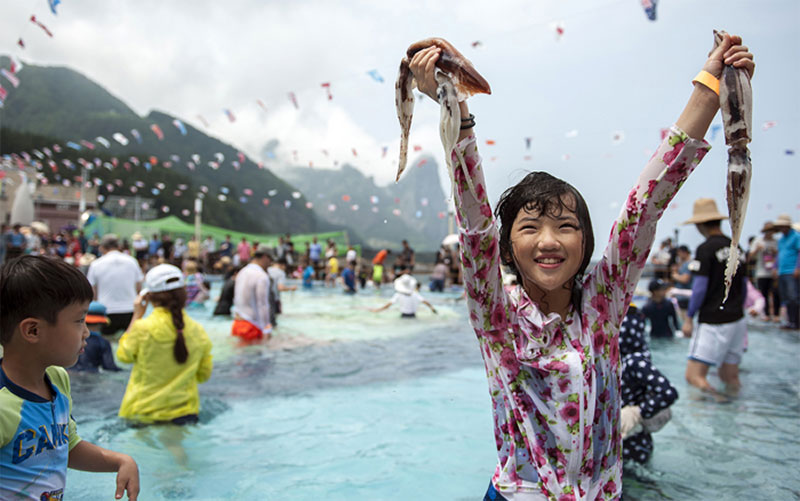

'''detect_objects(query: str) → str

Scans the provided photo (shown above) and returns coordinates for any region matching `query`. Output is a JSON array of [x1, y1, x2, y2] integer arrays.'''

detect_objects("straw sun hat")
[[773, 213, 793, 228], [682, 198, 728, 225]]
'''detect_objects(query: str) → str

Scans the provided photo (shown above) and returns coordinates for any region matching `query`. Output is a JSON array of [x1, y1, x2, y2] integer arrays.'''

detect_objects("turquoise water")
[[65, 280, 800, 500]]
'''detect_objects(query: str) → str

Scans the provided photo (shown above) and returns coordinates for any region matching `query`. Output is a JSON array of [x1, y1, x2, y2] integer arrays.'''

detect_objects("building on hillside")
[[0, 168, 98, 231]]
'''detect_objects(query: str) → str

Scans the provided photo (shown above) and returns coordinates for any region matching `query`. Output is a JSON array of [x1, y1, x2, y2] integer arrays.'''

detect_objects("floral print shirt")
[[452, 126, 709, 500]]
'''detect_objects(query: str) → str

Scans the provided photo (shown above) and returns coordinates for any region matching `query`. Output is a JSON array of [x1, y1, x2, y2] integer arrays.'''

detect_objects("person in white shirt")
[[232, 244, 273, 341], [86, 234, 144, 335], [371, 270, 437, 318], [345, 245, 357, 266]]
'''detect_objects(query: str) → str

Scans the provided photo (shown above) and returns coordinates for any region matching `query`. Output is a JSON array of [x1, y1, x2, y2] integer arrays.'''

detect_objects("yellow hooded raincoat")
[[117, 307, 213, 423]]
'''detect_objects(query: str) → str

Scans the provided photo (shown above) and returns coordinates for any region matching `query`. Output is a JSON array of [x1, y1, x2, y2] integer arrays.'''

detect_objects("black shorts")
[[102, 312, 133, 336]]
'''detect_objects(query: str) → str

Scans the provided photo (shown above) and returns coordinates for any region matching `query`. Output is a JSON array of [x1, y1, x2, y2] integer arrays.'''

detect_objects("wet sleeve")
[[589, 126, 711, 328], [450, 135, 510, 340], [687, 275, 709, 318], [196, 330, 213, 383], [116, 320, 143, 363]]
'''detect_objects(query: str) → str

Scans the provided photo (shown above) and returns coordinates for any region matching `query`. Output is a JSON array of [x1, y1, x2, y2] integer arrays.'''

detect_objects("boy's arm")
[[68, 440, 139, 500], [370, 301, 392, 313]]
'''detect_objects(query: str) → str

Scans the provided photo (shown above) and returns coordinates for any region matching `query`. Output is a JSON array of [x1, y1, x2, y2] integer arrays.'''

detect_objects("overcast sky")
[[1, 0, 797, 253]]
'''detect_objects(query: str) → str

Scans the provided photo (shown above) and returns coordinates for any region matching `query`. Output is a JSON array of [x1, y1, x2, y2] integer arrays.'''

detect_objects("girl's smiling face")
[[509, 198, 584, 296]]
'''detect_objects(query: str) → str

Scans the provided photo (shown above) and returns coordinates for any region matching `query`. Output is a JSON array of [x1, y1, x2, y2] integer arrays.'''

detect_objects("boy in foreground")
[[0, 255, 139, 500]]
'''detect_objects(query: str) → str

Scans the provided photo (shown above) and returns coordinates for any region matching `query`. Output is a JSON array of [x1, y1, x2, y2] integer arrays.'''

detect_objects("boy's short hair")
[[0, 255, 93, 345]]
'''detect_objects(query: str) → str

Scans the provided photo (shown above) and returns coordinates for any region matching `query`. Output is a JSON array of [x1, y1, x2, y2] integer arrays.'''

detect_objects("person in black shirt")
[[682, 198, 747, 395], [213, 265, 243, 316], [641, 279, 678, 338]]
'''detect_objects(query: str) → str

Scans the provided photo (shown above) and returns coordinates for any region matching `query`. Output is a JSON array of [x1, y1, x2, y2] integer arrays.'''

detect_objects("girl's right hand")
[[409, 45, 442, 102]]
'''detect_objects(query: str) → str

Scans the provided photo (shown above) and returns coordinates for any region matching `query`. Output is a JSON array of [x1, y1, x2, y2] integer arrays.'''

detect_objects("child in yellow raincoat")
[[117, 264, 213, 424]]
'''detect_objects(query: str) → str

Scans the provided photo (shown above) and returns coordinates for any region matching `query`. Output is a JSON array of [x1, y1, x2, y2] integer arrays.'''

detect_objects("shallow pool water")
[[66, 280, 800, 500]]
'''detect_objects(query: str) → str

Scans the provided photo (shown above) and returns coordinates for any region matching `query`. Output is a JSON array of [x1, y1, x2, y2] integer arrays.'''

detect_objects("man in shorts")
[[682, 199, 747, 395]]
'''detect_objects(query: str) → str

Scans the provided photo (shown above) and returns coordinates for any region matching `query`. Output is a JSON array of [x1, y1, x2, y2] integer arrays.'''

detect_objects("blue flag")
[[49, 0, 61, 15]]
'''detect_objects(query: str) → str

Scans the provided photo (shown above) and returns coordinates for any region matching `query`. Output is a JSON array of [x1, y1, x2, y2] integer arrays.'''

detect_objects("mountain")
[[0, 56, 317, 234], [277, 153, 449, 251]]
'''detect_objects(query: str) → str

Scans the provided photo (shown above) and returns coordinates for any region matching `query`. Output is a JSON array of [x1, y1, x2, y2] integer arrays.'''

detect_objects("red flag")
[[288, 92, 299, 109], [17, 38, 25, 49], [150, 124, 164, 140], [486, 139, 496, 145], [0, 85, 7, 102], [352, 148, 358, 157], [30, 16, 54, 37], [413, 145, 422, 152], [321, 82, 332, 100], [224, 109, 236, 122]]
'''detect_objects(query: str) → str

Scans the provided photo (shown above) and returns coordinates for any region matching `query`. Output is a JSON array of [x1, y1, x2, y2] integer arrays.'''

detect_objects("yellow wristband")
[[692, 70, 720, 96]]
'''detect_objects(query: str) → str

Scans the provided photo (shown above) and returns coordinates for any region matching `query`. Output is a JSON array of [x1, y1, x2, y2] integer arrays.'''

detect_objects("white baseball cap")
[[140, 264, 184, 295]]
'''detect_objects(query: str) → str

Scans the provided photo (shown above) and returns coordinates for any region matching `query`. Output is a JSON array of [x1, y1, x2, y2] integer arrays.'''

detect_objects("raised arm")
[[409, 46, 508, 337], [592, 33, 754, 328]]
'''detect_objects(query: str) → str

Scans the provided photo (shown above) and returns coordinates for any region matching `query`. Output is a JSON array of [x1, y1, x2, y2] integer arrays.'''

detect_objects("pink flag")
[[1, 69, 20, 88], [30, 16, 54, 37], [79, 140, 95, 150], [150, 124, 164, 140], [256, 99, 267, 112], [762, 121, 778, 131], [237, 152, 245, 164], [321, 82, 332, 100], [0, 85, 7, 103], [288, 92, 299, 109], [352, 148, 358, 157]]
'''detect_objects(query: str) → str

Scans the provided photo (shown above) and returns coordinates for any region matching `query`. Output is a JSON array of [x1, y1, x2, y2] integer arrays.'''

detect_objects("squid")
[[395, 38, 491, 190], [714, 30, 753, 303]]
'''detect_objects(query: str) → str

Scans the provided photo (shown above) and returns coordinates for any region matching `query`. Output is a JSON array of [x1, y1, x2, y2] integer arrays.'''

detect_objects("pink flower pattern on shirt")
[[451, 127, 709, 500]]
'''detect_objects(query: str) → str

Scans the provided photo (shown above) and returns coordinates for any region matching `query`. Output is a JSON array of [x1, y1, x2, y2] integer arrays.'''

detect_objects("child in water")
[[619, 304, 678, 464], [406, 33, 754, 499], [0, 256, 139, 500], [117, 264, 213, 424], [69, 301, 121, 373], [370, 272, 437, 317]]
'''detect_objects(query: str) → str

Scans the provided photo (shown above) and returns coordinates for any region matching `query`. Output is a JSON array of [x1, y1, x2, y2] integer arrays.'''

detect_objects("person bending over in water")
[[407, 32, 753, 500], [370, 271, 437, 317]]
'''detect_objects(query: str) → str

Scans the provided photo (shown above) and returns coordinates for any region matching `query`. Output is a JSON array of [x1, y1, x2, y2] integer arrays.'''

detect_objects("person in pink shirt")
[[236, 237, 251, 265], [408, 33, 754, 500]]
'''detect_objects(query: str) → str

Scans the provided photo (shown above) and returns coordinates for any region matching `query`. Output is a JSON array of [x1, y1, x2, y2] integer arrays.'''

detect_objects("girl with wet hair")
[[117, 264, 213, 425], [408, 33, 754, 500]]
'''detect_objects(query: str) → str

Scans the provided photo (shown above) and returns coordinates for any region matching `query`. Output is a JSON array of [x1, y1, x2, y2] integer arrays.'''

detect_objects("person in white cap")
[[86, 234, 144, 335], [772, 214, 800, 330], [232, 244, 273, 341], [116, 263, 213, 425], [370, 268, 437, 317], [682, 198, 747, 395]]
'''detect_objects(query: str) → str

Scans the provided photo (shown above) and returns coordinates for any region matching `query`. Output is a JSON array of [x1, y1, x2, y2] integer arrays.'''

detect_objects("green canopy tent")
[[83, 214, 354, 254]]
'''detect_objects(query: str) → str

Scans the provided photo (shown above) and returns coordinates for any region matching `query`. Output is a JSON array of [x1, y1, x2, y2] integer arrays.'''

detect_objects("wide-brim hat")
[[773, 213, 793, 228], [140, 263, 184, 295], [393, 274, 417, 295], [760, 221, 775, 233], [682, 198, 728, 225]]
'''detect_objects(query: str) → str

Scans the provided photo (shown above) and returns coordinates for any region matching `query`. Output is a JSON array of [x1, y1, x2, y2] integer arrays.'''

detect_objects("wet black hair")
[[495, 171, 595, 314], [0, 255, 94, 345], [148, 288, 189, 364]]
